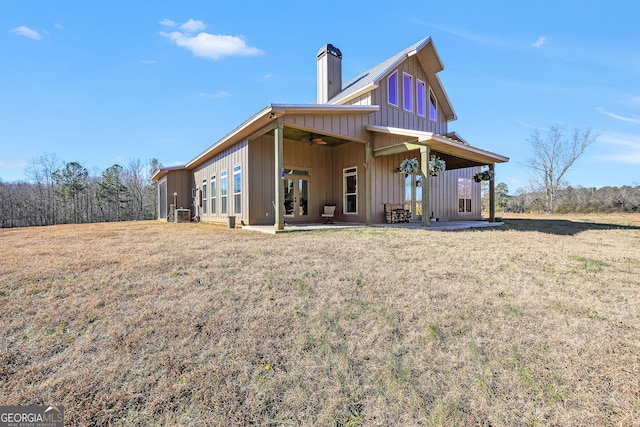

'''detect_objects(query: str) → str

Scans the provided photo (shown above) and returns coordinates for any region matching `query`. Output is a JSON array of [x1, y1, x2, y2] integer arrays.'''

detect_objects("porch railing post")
[[489, 163, 496, 222], [365, 142, 372, 226], [274, 122, 285, 231], [420, 146, 430, 227]]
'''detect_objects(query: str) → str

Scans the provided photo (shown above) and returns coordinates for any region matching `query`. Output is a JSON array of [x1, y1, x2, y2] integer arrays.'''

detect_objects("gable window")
[[233, 165, 241, 214], [458, 177, 472, 213], [343, 167, 357, 214], [416, 80, 426, 117], [388, 71, 398, 107], [211, 175, 216, 214], [202, 180, 207, 214], [221, 170, 228, 214], [429, 89, 437, 121], [403, 72, 413, 112]]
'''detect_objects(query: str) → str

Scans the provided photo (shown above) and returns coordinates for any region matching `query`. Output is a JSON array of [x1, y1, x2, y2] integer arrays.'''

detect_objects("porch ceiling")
[[366, 125, 509, 167], [266, 126, 351, 148]]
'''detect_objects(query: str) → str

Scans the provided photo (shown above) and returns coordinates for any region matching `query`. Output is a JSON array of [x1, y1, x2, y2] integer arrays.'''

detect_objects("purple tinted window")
[[429, 90, 437, 120], [388, 71, 398, 106], [403, 73, 412, 111], [417, 80, 426, 116]]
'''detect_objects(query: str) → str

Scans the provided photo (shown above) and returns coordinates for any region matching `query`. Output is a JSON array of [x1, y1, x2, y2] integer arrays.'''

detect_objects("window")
[[403, 72, 413, 112], [458, 177, 472, 213], [343, 167, 357, 214], [221, 170, 228, 214], [388, 71, 398, 106], [202, 180, 207, 214], [211, 175, 216, 214], [416, 80, 426, 117], [233, 165, 241, 214], [429, 89, 437, 121]]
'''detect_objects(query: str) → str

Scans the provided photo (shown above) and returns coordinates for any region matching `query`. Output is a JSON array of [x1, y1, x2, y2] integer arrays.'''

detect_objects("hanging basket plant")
[[473, 169, 494, 183], [428, 155, 446, 176], [399, 158, 419, 174]]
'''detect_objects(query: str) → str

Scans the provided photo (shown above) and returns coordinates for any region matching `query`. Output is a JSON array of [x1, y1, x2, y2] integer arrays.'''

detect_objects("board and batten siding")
[[346, 55, 448, 136], [371, 152, 410, 223], [332, 142, 367, 223], [248, 135, 340, 225], [430, 167, 482, 220], [158, 169, 192, 220], [193, 140, 248, 224], [282, 114, 370, 143], [372, 151, 482, 222]]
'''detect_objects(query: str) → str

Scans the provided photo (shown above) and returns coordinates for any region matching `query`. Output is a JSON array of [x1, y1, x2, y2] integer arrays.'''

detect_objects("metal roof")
[[366, 125, 509, 166], [327, 37, 456, 121], [184, 104, 379, 170]]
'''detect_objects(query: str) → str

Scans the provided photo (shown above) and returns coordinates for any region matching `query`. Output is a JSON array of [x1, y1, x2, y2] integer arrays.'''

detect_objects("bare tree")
[[123, 158, 146, 220], [25, 153, 61, 225], [525, 125, 598, 211]]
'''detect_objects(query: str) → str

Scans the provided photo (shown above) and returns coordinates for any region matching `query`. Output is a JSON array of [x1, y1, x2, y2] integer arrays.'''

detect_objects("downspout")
[[365, 142, 372, 226], [489, 163, 496, 222]]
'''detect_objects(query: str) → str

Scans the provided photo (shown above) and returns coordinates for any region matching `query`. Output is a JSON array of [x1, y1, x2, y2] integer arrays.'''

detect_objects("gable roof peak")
[[329, 36, 455, 121]]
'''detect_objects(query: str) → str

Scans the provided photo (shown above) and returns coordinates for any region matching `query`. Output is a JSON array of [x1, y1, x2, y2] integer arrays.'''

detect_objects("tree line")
[[483, 182, 640, 214], [0, 154, 162, 228], [482, 125, 639, 214]]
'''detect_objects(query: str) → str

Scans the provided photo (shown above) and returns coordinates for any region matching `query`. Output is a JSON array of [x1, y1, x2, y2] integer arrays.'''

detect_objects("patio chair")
[[321, 205, 336, 223]]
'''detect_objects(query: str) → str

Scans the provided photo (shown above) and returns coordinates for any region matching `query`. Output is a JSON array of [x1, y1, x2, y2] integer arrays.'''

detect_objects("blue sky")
[[2, 0, 639, 192]]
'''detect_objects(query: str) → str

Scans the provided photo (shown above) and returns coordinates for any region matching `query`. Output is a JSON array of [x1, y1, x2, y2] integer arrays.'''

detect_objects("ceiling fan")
[[308, 134, 328, 145]]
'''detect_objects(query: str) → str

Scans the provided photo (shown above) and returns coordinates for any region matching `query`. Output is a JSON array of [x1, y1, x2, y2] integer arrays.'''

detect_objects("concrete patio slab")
[[241, 221, 504, 234]]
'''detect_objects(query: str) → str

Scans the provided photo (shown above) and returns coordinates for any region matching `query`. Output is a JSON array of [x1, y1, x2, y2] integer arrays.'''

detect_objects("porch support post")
[[274, 122, 285, 231], [420, 146, 431, 227], [489, 163, 496, 222], [365, 142, 372, 226]]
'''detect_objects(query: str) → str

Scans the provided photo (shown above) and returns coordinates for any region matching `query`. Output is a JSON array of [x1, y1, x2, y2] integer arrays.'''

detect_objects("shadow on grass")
[[487, 218, 640, 236]]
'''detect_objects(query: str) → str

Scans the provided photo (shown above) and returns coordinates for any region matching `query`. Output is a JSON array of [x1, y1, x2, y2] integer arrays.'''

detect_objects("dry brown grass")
[[1, 215, 639, 426]]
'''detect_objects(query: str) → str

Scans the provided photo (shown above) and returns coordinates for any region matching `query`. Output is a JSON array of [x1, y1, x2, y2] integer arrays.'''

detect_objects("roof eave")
[[151, 165, 187, 181], [366, 125, 509, 164], [185, 104, 379, 170]]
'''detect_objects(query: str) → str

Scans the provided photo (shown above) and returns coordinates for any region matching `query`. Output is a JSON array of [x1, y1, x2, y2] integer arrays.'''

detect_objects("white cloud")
[[413, 21, 518, 48], [161, 21, 264, 60], [178, 19, 206, 33], [159, 18, 177, 27], [599, 132, 640, 164], [54, 23, 63, 30], [621, 96, 640, 107], [531, 36, 546, 48], [597, 107, 640, 124], [513, 120, 549, 131], [10, 26, 42, 40]]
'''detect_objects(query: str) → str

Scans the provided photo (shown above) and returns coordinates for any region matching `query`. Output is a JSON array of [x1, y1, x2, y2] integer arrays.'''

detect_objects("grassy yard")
[[1, 215, 639, 426]]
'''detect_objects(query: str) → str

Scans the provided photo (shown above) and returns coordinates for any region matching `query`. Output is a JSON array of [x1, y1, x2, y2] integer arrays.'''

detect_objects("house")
[[152, 37, 509, 229]]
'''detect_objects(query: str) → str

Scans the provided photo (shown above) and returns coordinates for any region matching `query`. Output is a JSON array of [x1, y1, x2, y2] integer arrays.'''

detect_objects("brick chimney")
[[316, 44, 342, 104]]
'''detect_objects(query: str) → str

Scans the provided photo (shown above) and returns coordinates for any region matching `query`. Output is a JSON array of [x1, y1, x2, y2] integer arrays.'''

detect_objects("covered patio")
[[366, 125, 510, 226], [242, 220, 504, 234]]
